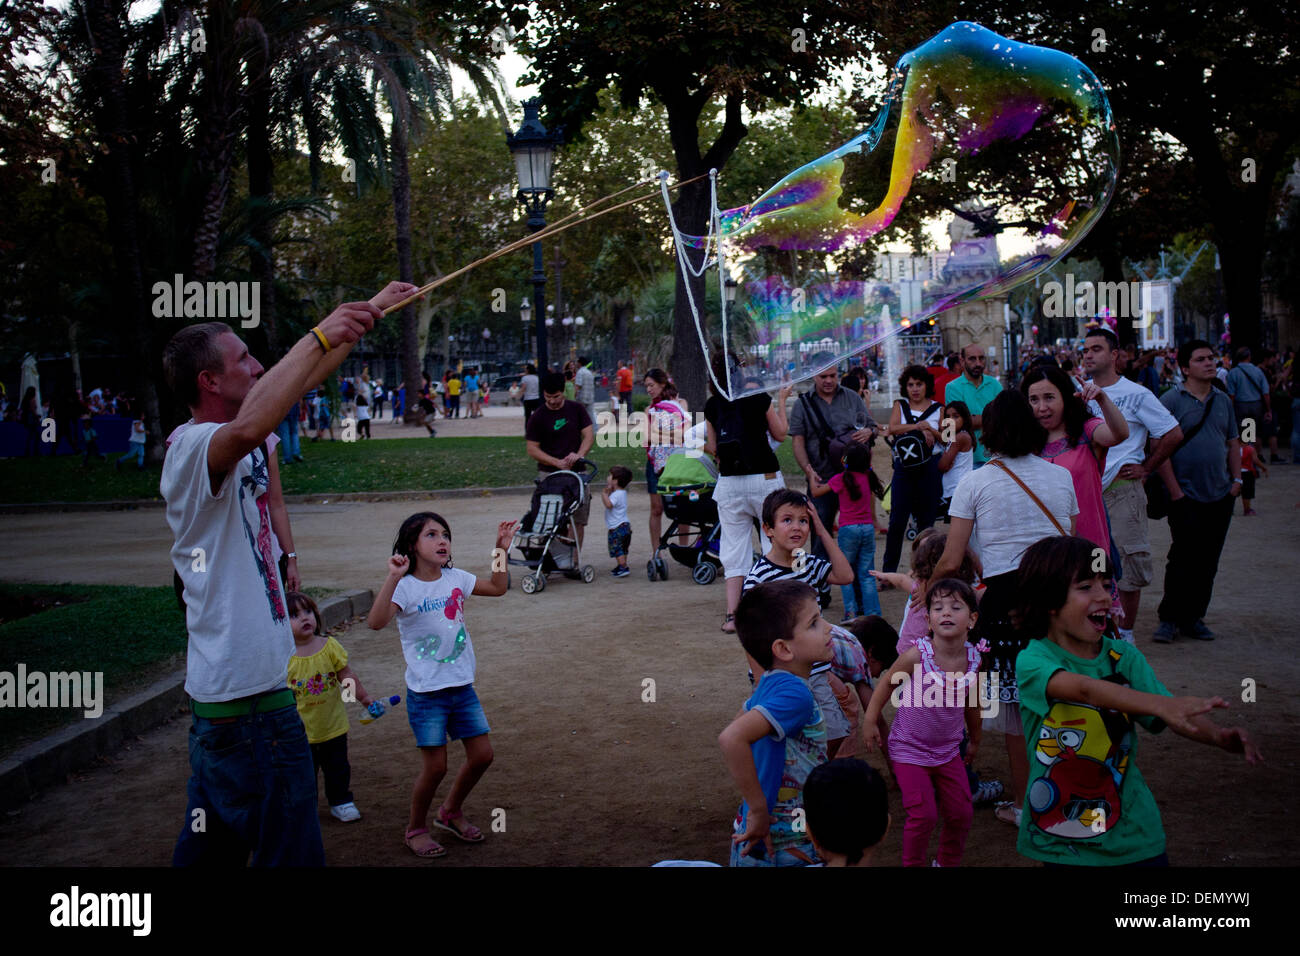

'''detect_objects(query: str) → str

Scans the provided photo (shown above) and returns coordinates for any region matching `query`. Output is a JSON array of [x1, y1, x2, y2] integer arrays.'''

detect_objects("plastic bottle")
[[359, 694, 402, 724]]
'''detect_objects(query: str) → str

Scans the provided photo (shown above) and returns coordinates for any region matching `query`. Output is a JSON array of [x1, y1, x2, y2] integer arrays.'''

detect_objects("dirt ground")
[[1, 462, 1297, 867]]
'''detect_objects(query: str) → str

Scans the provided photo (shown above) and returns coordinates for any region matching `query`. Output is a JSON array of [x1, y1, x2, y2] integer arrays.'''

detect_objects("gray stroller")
[[509, 459, 598, 593]]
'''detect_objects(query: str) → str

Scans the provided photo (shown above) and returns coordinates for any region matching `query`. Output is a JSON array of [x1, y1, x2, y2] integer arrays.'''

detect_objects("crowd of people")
[[152, 290, 1270, 868]]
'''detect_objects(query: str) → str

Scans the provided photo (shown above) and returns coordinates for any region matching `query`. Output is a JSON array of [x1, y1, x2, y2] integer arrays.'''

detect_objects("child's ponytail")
[[841, 444, 874, 502]]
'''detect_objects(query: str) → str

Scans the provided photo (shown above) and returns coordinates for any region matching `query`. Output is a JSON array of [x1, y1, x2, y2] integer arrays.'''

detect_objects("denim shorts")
[[645, 458, 659, 495], [406, 683, 490, 747]]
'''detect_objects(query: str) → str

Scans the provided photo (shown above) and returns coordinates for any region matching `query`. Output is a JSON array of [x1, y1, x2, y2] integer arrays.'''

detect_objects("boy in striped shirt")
[[741, 489, 854, 751]]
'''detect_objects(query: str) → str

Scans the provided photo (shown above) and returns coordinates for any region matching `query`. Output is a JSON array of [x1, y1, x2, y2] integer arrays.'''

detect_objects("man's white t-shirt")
[[605, 487, 629, 528], [162, 422, 294, 702], [1086, 376, 1180, 490], [392, 569, 478, 693], [947, 455, 1078, 579]]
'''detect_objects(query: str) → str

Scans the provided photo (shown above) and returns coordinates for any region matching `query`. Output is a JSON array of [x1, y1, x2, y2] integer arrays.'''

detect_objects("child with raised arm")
[[808, 443, 886, 617], [1014, 535, 1262, 866], [871, 528, 978, 656], [718, 580, 832, 866], [742, 489, 854, 750], [601, 465, 634, 577], [864, 578, 983, 866], [367, 512, 517, 859]]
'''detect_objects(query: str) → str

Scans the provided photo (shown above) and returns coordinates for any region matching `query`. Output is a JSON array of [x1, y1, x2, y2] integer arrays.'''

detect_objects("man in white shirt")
[[1081, 328, 1184, 644], [161, 281, 419, 866]]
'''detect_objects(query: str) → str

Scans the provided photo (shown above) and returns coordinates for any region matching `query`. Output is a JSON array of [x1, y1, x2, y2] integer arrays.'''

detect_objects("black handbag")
[[1144, 391, 1216, 520]]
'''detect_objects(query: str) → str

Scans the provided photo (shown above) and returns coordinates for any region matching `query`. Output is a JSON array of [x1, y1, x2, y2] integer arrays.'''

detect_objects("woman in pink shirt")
[[1021, 364, 1128, 559]]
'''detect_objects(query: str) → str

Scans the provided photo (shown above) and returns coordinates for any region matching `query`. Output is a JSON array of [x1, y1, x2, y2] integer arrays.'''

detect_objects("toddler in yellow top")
[[287, 591, 377, 823]]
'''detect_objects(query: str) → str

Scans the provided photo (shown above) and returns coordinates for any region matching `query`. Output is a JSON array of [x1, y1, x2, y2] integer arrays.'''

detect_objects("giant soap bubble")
[[666, 21, 1119, 399]]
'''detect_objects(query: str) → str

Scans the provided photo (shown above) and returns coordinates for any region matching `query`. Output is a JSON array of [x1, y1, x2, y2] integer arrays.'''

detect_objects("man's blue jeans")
[[277, 413, 301, 462], [173, 703, 324, 866], [837, 522, 881, 618]]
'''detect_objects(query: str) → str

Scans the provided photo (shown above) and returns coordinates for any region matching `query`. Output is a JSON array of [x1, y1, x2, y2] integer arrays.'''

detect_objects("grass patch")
[[0, 582, 187, 757], [2, 436, 806, 503]]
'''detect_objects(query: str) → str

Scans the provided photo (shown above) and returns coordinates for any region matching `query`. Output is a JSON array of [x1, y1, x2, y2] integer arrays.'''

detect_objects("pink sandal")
[[434, 807, 485, 843], [404, 827, 447, 858]]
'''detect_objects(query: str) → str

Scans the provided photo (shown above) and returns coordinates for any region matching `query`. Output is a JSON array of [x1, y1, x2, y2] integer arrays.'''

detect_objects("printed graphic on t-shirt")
[[291, 669, 341, 700], [1028, 663, 1134, 841], [237, 444, 286, 622], [411, 586, 468, 662]]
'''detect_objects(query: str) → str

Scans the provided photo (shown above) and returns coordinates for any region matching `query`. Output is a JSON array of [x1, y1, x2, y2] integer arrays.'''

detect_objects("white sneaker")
[[330, 802, 361, 822]]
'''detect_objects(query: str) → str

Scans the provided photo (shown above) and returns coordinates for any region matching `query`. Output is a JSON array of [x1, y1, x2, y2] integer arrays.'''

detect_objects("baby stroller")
[[509, 459, 598, 594], [649, 451, 723, 585]]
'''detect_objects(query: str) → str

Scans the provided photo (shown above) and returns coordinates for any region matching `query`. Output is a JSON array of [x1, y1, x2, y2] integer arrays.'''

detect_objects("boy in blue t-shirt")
[[718, 579, 832, 866]]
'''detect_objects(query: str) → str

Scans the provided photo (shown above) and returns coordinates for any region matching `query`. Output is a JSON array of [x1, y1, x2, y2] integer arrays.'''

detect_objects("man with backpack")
[[789, 357, 878, 560]]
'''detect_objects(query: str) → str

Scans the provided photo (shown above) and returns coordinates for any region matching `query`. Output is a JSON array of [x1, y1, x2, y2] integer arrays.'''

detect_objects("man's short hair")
[[1178, 339, 1214, 370], [540, 370, 566, 394], [735, 580, 816, 671], [1084, 328, 1120, 353], [578, 355, 589, 366], [162, 322, 235, 409], [1234, 346, 1252, 363], [810, 352, 837, 373], [960, 343, 984, 359]]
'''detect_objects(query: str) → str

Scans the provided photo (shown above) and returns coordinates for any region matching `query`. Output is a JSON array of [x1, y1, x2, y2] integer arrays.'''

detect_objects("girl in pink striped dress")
[[864, 578, 983, 866]]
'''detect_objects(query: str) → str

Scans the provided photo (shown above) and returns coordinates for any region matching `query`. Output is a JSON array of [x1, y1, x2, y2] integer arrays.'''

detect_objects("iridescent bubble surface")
[[688, 21, 1118, 398]]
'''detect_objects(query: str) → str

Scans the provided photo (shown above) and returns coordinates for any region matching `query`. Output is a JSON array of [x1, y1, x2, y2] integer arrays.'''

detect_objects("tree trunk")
[[662, 91, 747, 409], [611, 302, 630, 361], [1217, 227, 1266, 352], [84, 0, 163, 459], [669, 179, 711, 410], [247, 47, 278, 358], [190, 5, 237, 278], [391, 112, 422, 422], [1096, 240, 1131, 347]]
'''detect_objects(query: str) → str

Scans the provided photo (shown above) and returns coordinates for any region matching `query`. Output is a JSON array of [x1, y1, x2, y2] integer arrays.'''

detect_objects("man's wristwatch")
[[285, 552, 298, 559]]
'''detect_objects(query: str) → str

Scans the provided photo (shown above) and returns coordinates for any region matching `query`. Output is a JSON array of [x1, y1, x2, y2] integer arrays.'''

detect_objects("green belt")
[[191, 688, 294, 719]]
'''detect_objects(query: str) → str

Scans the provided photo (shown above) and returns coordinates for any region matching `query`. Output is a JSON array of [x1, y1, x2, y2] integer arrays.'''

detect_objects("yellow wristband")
[[310, 327, 331, 353]]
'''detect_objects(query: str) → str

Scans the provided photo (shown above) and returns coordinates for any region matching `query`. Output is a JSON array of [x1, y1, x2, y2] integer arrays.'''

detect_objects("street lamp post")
[[520, 298, 532, 361], [507, 99, 562, 374]]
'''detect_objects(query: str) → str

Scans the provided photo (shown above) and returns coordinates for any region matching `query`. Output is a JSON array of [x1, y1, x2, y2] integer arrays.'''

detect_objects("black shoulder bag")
[[800, 390, 868, 478], [889, 400, 941, 469]]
